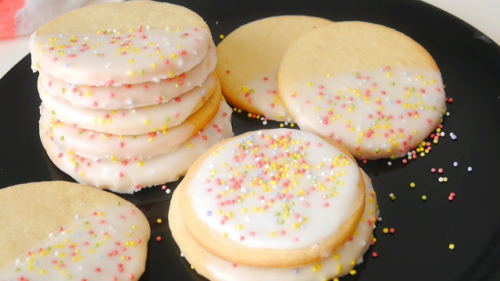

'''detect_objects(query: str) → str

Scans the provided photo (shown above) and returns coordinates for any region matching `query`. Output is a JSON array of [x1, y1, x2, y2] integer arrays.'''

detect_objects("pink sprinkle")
[[249, 232, 255, 236], [431, 168, 436, 173], [303, 203, 310, 207], [438, 168, 444, 174], [324, 203, 329, 207], [293, 238, 299, 242]]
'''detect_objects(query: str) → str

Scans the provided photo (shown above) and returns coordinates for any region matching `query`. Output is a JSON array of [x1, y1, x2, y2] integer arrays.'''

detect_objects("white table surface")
[[0, 0, 498, 80]]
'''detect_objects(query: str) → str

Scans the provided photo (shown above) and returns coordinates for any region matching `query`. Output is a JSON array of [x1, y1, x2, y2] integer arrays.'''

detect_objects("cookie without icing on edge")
[[0, 181, 150, 279], [216, 16, 332, 122], [278, 21, 446, 159]]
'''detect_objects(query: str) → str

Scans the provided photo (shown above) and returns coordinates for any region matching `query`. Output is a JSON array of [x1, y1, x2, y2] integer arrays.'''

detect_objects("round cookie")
[[179, 128, 366, 268], [277, 21, 446, 160], [216, 16, 332, 122], [30, 1, 212, 86], [170, 169, 378, 281], [0, 181, 150, 280], [40, 81, 220, 160], [39, 73, 218, 136], [40, 101, 233, 194], [39, 42, 217, 110]]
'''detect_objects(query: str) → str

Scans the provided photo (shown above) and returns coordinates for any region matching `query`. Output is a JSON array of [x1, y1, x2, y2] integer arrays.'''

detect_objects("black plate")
[[1, 0, 500, 280]]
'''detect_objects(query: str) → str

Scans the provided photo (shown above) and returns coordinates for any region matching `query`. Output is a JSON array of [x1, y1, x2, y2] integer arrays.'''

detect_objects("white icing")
[[30, 27, 211, 86], [202, 170, 378, 281], [39, 74, 216, 135], [39, 42, 217, 110], [40, 102, 234, 194], [186, 128, 361, 249], [0, 202, 150, 281], [40, 106, 194, 160], [280, 67, 446, 159], [243, 62, 292, 122]]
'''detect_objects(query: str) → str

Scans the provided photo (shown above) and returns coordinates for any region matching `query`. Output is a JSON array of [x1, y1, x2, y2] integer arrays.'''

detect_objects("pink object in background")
[[0, 0, 25, 38], [0, 0, 126, 39]]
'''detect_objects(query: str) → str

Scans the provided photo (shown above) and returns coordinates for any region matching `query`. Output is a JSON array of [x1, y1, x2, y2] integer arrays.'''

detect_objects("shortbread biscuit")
[[30, 1, 211, 86], [278, 22, 446, 159], [40, 101, 233, 193], [0, 181, 150, 280], [39, 73, 218, 136], [179, 128, 365, 268], [216, 16, 331, 122], [170, 169, 378, 281], [39, 42, 217, 110]]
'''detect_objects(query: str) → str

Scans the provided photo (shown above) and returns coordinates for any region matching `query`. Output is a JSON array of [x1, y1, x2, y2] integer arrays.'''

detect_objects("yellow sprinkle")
[[383, 228, 389, 234], [128, 59, 134, 64], [137, 161, 144, 167], [157, 219, 162, 224], [219, 35, 225, 39], [449, 244, 455, 250], [350, 270, 357, 275], [410, 182, 416, 188], [443, 177, 448, 182]]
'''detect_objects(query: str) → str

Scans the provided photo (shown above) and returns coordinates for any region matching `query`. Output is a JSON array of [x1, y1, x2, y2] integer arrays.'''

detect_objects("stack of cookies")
[[30, 1, 234, 193], [170, 128, 379, 281]]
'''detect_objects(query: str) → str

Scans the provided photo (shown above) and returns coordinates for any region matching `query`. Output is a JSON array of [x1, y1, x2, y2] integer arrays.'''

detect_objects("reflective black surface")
[[1, 0, 500, 280]]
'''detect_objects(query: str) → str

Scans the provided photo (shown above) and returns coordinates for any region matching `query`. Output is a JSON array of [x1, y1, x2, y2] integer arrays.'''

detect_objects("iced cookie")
[[277, 22, 446, 159], [39, 73, 218, 135], [179, 128, 365, 268], [0, 181, 150, 280], [40, 81, 222, 160], [40, 82, 221, 160], [39, 42, 217, 110], [30, 1, 211, 86], [216, 16, 332, 122], [40, 101, 233, 194], [170, 169, 378, 281]]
